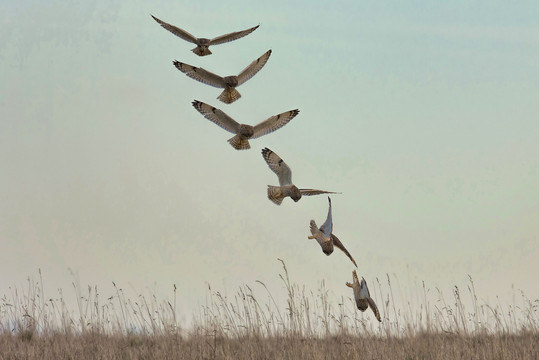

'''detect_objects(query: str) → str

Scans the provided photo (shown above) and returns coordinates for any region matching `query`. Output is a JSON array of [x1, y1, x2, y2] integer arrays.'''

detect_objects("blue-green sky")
[[1, 0, 538, 324]]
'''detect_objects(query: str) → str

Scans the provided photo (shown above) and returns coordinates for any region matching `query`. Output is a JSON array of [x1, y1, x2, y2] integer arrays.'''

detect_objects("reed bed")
[[1, 262, 537, 359]]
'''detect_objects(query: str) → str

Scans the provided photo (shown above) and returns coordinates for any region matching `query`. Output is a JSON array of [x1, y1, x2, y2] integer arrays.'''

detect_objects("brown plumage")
[[261, 148, 340, 205], [151, 15, 259, 56], [173, 50, 271, 104], [308, 197, 358, 267], [191, 101, 299, 150]]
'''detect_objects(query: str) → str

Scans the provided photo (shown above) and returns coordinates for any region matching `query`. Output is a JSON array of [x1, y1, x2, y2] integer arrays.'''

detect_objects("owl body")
[[193, 39, 211, 56], [220, 76, 241, 102], [309, 220, 333, 255], [223, 76, 239, 87], [267, 184, 302, 205], [354, 285, 369, 311], [239, 124, 255, 138], [228, 125, 254, 150]]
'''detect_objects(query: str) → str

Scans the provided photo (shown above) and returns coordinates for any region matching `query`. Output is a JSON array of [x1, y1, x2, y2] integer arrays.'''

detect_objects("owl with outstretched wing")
[[151, 15, 259, 56], [173, 50, 271, 104], [192, 101, 299, 150], [261, 148, 339, 205]]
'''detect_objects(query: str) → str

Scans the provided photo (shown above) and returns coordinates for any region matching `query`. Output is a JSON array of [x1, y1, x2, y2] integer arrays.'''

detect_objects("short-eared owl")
[[346, 271, 381, 322], [151, 15, 259, 56], [261, 148, 339, 205], [308, 197, 357, 267], [192, 101, 299, 150], [173, 50, 271, 104]]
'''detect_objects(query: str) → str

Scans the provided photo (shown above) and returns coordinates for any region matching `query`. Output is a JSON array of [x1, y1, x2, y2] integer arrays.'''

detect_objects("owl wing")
[[368, 297, 382, 322], [261, 147, 292, 186], [192, 101, 240, 134], [236, 50, 272, 85], [331, 233, 357, 267], [319, 197, 333, 238], [209, 25, 260, 45], [299, 189, 340, 197], [173, 61, 225, 88], [151, 15, 197, 44], [359, 278, 370, 298], [252, 109, 299, 139]]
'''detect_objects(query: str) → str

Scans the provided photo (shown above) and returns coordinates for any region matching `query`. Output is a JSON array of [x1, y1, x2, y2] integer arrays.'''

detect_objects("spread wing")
[[299, 189, 340, 197], [368, 297, 382, 322], [252, 109, 299, 139], [331, 233, 357, 267], [151, 15, 197, 43], [237, 50, 272, 85], [261, 147, 292, 186], [209, 25, 260, 45], [319, 197, 333, 238], [192, 101, 240, 134], [172, 61, 225, 88]]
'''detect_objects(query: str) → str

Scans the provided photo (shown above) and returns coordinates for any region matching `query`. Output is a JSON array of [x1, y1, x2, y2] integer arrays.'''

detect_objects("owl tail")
[[191, 47, 212, 56], [228, 135, 250, 150], [218, 88, 241, 104], [309, 220, 318, 237], [267, 186, 284, 205]]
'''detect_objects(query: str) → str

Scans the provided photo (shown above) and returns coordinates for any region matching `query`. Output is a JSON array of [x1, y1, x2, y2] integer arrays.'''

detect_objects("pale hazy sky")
[[1, 0, 538, 325]]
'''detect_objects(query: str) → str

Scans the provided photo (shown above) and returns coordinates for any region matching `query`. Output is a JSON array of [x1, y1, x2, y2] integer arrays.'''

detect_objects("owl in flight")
[[346, 271, 382, 322], [261, 148, 339, 205], [151, 15, 259, 56], [308, 197, 358, 267], [192, 101, 299, 150], [173, 49, 271, 104]]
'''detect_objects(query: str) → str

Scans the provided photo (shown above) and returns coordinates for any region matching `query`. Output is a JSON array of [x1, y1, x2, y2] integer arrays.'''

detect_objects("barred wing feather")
[[261, 148, 292, 186], [237, 50, 272, 85], [331, 234, 357, 267], [192, 101, 240, 134], [252, 110, 299, 139], [173, 61, 224, 88], [151, 15, 197, 43], [210, 25, 260, 45]]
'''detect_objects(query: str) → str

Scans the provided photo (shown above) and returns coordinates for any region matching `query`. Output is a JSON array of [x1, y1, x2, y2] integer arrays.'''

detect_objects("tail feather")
[[267, 186, 283, 205], [309, 220, 318, 236], [228, 135, 250, 150], [218, 88, 241, 104]]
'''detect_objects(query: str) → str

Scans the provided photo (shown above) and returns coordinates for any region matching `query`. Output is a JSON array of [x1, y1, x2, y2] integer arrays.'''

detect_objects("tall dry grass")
[[1, 262, 538, 359]]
